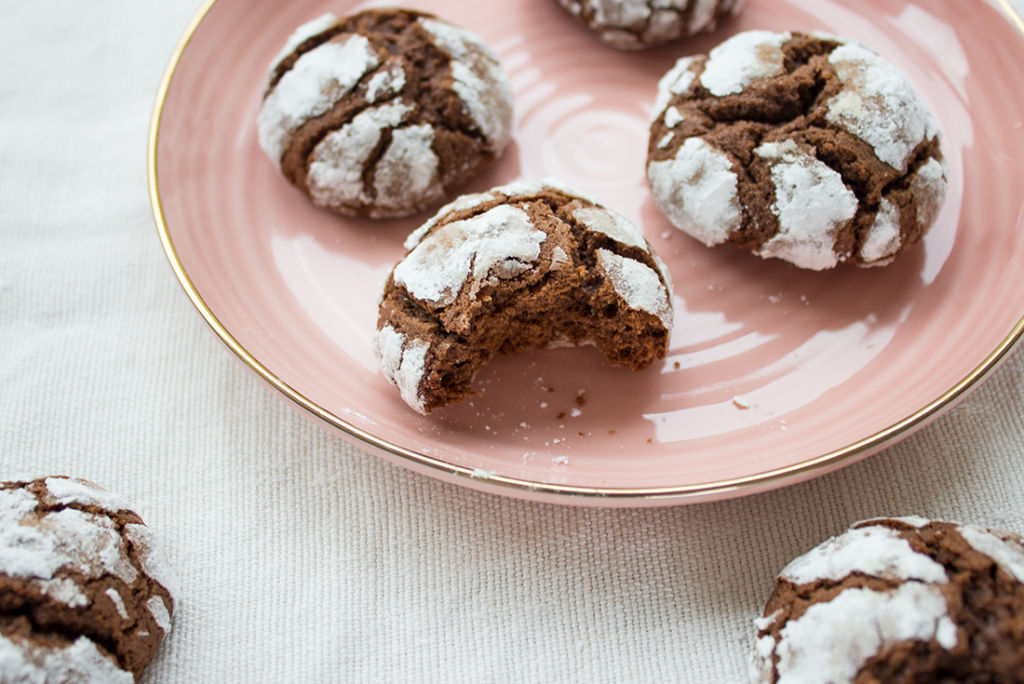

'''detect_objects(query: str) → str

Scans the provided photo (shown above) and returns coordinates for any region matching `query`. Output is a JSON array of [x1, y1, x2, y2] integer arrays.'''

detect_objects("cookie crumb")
[[732, 395, 753, 410], [575, 391, 587, 407], [557, 411, 566, 419], [553, 455, 569, 465], [570, 408, 582, 418]]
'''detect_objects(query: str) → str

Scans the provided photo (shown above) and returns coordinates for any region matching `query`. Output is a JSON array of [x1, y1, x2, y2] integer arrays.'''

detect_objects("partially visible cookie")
[[647, 31, 947, 270], [0, 476, 176, 682], [751, 517, 1024, 683], [375, 179, 674, 414], [257, 9, 514, 218], [556, 0, 743, 49]]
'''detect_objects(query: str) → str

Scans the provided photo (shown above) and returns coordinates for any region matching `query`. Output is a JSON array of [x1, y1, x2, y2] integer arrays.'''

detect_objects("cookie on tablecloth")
[[258, 9, 513, 218], [751, 516, 1024, 683], [648, 31, 947, 270], [556, 0, 743, 49], [375, 179, 673, 414], [0, 476, 176, 683]]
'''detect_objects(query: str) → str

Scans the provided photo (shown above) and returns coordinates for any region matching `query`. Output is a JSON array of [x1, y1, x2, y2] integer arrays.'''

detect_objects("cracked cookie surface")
[[751, 517, 1024, 683], [556, 0, 742, 49], [0, 476, 176, 682], [375, 180, 673, 414], [647, 31, 947, 270], [258, 9, 513, 219]]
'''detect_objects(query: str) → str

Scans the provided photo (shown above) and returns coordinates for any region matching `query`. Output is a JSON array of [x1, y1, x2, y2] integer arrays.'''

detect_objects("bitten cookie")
[[556, 0, 743, 50], [375, 180, 674, 414], [0, 476, 176, 683], [257, 9, 514, 218], [647, 31, 947, 270], [751, 517, 1024, 683]]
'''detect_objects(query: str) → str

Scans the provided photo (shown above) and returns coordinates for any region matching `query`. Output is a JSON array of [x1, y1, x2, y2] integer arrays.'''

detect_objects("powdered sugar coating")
[[1, 478, 175, 681], [124, 523, 179, 601], [0, 489, 138, 588], [307, 101, 412, 211], [266, 13, 340, 84], [257, 35, 379, 168], [403, 189, 500, 250], [417, 17, 513, 151], [373, 124, 443, 214], [700, 30, 789, 96], [0, 634, 133, 684], [860, 198, 901, 265], [648, 137, 741, 247], [259, 11, 513, 218], [960, 525, 1024, 584], [652, 56, 697, 121], [781, 524, 948, 586], [559, 0, 742, 49], [106, 588, 129, 620], [42, 476, 127, 511], [596, 249, 673, 328], [395, 205, 545, 307], [365, 64, 406, 103], [765, 584, 957, 684], [146, 596, 173, 634], [911, 157, 947, 232], [756, 139, 858, 270], [826, 42, 933, 171], [374, 325, 430, 414], [573, 206, 646, 250]]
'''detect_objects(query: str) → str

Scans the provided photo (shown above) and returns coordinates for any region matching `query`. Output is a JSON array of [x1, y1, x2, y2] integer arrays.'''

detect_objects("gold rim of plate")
[[148, 0, 1024, 503]]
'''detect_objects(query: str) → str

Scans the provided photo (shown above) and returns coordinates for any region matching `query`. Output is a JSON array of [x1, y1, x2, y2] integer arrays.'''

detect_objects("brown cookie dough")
[[257, 9, 513, 218], [375, 180, 674, 414], [751, 517, 1024, 683], [647, 31, 947, 270], [556, 0, 743, 50], [0, 476, 176, 682]]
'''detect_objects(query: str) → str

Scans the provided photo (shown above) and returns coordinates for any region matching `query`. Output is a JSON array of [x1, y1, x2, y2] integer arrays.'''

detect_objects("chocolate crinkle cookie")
[[257, 9, 513, 218], [648, 31, 947, 270], [375, 180, 674, 414], [0, 476, 176, 683], [556, 0, 743, 50], [751, 517, 1024, 683]]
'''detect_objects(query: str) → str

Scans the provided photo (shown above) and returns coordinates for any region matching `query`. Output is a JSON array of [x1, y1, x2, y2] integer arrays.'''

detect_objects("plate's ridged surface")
[[151, 0, 1024, 505]]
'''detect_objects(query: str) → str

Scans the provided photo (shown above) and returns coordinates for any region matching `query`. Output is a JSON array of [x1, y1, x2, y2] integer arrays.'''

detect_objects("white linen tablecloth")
[[2, 1, 1023, 681]]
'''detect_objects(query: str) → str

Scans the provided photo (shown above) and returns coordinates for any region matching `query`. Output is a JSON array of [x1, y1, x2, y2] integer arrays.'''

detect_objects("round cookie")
[[647, 31, 947, 270], [751, 517, 1024, 683], [375, 179, 674, 414], [1, 476, 176, 682], [556, 0, 743, 50], [257, 9, 514, 218]]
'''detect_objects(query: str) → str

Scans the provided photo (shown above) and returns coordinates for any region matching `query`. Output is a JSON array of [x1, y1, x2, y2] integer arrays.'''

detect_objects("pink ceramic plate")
[[150, 0, 1024, 506]]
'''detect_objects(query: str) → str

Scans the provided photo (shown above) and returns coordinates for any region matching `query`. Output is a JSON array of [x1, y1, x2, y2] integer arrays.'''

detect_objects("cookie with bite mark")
[[0, 476, 176, 683], [375, 180, 674, 414], [647, 31, 947, 270], [258, 9, 513, 218], [751, 517, 1024, 683]]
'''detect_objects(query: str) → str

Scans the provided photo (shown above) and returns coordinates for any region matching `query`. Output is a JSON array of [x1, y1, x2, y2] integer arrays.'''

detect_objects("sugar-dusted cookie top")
[[258, 9, 514, 218], [648, 31, 947, 270], [0, 476, 176, 682], [556, 0, 743, 50], [751, 517, 1024, 683], [376, 179, 673, 414]]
